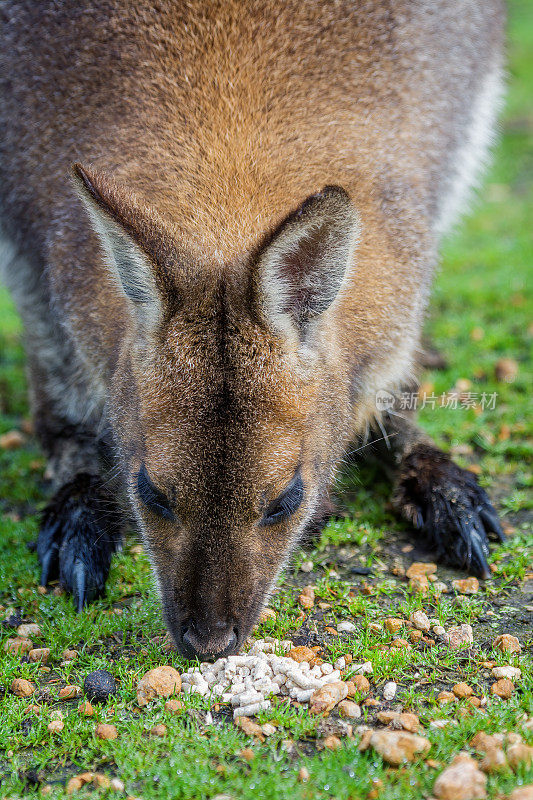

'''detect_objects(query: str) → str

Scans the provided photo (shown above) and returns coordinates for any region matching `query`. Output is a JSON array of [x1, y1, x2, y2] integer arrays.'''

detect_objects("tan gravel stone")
[[390, 638, 411, 649], [59, 684, 82, 700], [377, 711, 420, 732], [28, 647, 50, 663], [479, 746, 507, 773], [235, 716, 265, 741], [470, 732, 503, 752], [492, 633, 521, 653], [298, 767, 310, 782], [0, 430, 25, 449], [11, 678, 35, 697], [490, 678, 514, 698], [150, 724, 167, 737], [433, 753, 487, 799], [410, 610, 431, 631], [310, 681, 348, 714], [451, 578, 479, 595], [16, 623, 41, 638], [323, 735, 342, 750], [406, 562, 437, 578], [164, 699, 183, 713], [258, 608, 276, 623], [507, 742, 533, 769], [509, 786, 533, 800], [346, 675, 370, 696], [95, 723, 117, 740], [495, 357, 518, 383], [240, 747, 255, 762], [136, 666, 181, 706], [452, 683, 474, 699], [62, 649, 79, 660], [78, 701, 94, 716], [47, 719, 64, 734], [447, 624, 473, 649], [4, 637, 33, 654], [491, 666, 521, 680], [369, 730, 430, 765], [337, 700, 361, 719], [384, 617, 403, 634], [288, 646, 316, 664]]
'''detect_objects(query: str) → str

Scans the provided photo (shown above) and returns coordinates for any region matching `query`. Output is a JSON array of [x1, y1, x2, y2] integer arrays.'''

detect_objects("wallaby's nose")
[[181, 619, 238, 660]]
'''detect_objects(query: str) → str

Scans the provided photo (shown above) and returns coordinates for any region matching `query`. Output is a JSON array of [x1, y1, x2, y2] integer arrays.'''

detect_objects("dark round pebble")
[[83, 669, 117, 703]]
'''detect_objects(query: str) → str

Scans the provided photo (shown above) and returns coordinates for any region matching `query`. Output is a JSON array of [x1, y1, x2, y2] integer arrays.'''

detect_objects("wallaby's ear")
[[72, 163, 165, 326], [257, 185, 359, 339]]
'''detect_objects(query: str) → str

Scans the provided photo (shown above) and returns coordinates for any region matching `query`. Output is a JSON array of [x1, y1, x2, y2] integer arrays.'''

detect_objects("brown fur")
[[0, 1, 505, 655]]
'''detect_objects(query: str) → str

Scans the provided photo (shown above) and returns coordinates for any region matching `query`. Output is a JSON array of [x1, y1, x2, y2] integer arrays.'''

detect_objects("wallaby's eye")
[[261, 470, 304, 526], [136, 463, 175, 521]]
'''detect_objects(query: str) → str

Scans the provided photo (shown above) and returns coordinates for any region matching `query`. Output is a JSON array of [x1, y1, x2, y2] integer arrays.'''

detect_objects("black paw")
[[393, 444, 505, 579], [38, 474, 122, 611]]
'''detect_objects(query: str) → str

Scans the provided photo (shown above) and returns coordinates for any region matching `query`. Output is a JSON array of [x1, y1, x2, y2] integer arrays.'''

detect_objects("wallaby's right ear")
[[256, 185, 359, 342], [72, 163, 166, 326]]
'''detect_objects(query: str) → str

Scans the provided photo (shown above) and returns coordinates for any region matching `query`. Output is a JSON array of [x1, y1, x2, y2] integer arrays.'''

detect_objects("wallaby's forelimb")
[[362, 405, 504, 579], [38, 474, 123, 611]]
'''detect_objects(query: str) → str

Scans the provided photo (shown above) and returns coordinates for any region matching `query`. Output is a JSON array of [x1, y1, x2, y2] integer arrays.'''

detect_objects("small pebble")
[[452, 577, 479, 595], [47, 719, 64, 734], [62, 649, 78, 660], [59, 684, 82, 700], [452, 682, 474, 699], [78, 701, 94, 716], [491, 666, 521, 680], [300, 560, 313, 573], [493, 633, 521, 653], [409, 611, 430, 631], [338, 700, 361, 719], [84, 670, 118, 703], [298, 767, 310, 782], [16, 623, 41, 638], [383, 681, 397, 701], [164, 699, 183, 713], [384, 618, 403, 634], [11, 678, 34, 697], [323, 735, 342, 751], [150, 724, 167, 737], [95, 723, 118, 740], [494, 357, 518, 382], [28, 647, 50, 663], [0, 430, 24, 449], [4, 637, 33, 654], [490, 678, 514, 698], [337, 621, 356, 633]]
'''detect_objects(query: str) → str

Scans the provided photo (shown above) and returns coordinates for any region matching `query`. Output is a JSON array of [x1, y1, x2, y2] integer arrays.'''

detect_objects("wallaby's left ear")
[[257, 185, 359, 338], [71, 163, 168, 329]]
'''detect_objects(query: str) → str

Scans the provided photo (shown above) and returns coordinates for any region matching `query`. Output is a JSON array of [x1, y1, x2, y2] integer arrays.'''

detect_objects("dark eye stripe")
[[136, 463, 175, 521], [261, 470, 304, 526]]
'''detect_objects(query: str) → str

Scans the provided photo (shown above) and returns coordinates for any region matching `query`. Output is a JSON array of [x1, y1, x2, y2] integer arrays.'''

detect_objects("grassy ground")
[[1, 3, 532, 798]]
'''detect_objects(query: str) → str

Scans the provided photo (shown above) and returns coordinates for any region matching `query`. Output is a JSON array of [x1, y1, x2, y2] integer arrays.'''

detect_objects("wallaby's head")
[[73, 164, 359, 659]]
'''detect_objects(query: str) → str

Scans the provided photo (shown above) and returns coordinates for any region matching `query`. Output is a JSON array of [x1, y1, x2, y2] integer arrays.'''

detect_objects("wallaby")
[[0, 1, 505, 659]]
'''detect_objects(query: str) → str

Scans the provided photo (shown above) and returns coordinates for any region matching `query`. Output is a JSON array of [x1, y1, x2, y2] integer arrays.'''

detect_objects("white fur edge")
[[435, 62, 506, 237]]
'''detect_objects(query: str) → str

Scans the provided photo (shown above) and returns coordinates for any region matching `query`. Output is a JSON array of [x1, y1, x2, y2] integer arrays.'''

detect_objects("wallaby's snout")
[[180, 619, 238, 661]]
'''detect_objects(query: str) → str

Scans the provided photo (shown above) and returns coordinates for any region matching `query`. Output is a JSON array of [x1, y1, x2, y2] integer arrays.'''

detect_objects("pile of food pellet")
[[180, 638, 371, 717]]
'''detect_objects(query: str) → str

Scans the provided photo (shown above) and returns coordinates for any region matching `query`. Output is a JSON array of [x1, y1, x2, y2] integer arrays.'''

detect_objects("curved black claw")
[[393, 444, 505, 579], [38, 474, 122, 610]]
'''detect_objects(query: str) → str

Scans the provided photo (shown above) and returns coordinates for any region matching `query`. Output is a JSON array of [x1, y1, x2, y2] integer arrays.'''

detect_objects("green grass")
[[1, 2, 532, 797]]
